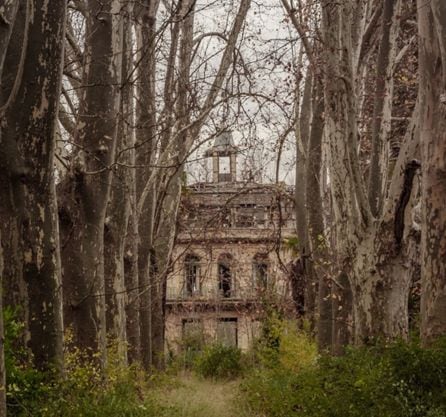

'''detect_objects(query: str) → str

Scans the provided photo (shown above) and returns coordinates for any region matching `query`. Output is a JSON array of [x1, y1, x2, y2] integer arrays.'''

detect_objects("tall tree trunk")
[[368, 0, 402, 216], [321, 0, 418, 342], [0, 0, 28, 345], [125, 213, 141, 363], [331, 271, 353, 355], [295, 71, 315, 326], [104, 3, 135, 365], [308, 78, 332, 350], [134, 0, 160, 370], [61, 0, 123, 364], [0, 0, 66, 371], [419, 0, 446, 343]]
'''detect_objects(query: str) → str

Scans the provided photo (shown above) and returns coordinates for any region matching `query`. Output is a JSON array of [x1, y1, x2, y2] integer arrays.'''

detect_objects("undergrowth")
[[194, 343, 244, 379], [4, 311, 177, 417], [240, 336, 446, 417]]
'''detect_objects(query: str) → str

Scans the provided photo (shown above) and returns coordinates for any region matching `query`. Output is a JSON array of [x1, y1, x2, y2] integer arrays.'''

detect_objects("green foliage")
[[6, 353, 178, 417], [3, 313, 176, 417], [4, 306, 53, 414], [168, 330, 206, 372], [194, 344, 244, 380], [283, 236, 299, 254], [277, 322, 317, 373], [240, 339, 446, 417]]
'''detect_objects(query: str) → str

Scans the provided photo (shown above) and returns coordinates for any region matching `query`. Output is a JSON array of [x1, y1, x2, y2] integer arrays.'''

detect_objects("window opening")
[[218, 156, 231, 182], [185, 255, 200, 296], [217, 318, 238, 347], [182, 319, 204, 352], [253, 254, 269, 290], [218, 264, 232, 298]]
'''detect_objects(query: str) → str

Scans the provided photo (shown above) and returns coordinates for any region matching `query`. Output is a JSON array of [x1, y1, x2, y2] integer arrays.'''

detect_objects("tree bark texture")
[[0, 0, 28, 344], [308, 79, 332, 350], [296, 71, 316, 327], [125, 213, 141, 363], [134, 0, 160, 370], [0, 0, 66, 371], [104, 3, 135, 365], [419, 0, 446, 344], [61, 0, 123, 363], [368, 0, 402, 216], [321, 0, 418, 342]]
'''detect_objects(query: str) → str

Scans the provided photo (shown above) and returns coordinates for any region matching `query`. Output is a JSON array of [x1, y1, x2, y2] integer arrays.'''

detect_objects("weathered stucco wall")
[[165, 180, 295, 353]]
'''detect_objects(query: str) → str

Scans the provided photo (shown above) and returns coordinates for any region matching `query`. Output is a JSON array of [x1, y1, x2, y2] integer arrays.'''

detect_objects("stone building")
[[165, 132, 296, 353]]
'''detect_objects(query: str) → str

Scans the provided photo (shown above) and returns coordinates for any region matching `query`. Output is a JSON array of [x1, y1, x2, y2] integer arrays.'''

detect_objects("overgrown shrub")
[[4, 314, 177, 417], [253, 318, 317, 372], [194, 344, 243, 380], [167, 331, 207, 372], [240, 339, 446, 417]]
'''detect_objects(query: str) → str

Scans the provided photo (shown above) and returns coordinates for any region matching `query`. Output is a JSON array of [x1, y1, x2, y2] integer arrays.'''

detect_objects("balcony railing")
[[166, 286, 290, 302], [166, 287, 243, 301]]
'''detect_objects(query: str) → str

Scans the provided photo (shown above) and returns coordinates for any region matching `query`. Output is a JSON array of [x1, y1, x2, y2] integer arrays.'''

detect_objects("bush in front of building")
[[194, 343, 244, 380], [239, 339, 446, 417], [167, 331, 207, 372]]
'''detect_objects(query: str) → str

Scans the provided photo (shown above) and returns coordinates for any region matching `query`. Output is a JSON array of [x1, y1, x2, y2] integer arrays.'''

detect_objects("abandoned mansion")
[[165, 132, 296, 352]]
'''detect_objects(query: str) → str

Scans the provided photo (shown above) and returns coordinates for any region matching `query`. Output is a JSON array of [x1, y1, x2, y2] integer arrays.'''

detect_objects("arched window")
[[218, 253, 234, 298], [253, 253, 269, 289], [184, 254, 200, 297]]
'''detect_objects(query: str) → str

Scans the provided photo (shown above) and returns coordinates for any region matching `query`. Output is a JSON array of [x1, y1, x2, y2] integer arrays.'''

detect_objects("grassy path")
[[155, 372, 242, 417]]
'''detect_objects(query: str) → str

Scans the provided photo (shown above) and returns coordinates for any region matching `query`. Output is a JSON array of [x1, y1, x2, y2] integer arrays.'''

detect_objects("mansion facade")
[[165, 132, 295, 352]]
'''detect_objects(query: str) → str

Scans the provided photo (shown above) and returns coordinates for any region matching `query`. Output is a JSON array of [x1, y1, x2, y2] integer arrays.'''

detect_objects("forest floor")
[[154, 372, 242, 417]]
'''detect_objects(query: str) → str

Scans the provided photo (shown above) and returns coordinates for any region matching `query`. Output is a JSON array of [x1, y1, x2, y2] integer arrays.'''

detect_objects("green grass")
[[154, 372, 242, 417]]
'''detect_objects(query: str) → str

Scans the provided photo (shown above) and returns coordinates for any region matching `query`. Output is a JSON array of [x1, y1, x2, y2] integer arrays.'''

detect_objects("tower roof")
[[204, 131, 239, 156]]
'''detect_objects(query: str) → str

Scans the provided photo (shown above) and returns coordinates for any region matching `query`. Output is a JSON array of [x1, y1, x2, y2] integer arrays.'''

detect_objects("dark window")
[[217, 318, 238, 347], [235, 214, 254, 227], [235, 204, 257, 227], [185, 254, 200, 297], [182, 318, 202, 337], [218, 263, 232, 298], [182, 319, 204, 351], [253, 254, 269, 289]]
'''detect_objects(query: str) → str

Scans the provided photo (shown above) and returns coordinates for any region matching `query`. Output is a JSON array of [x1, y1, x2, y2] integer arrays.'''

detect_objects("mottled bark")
[[104, 182, 129, 364], [61, 0, 123, 363], [0, 0, 66, 371], [307, 79, 332, 350], [125, 213, 141, 363], [321, 0, 417, 342], [296, 72, 315, 326], [104, 3, 135, 365], [322, 0, 369, 343], [0, 0, 27, 336], [134, 0, 160, 370], [419, 0, 446, 343], [331, 271, 353, 355], [368, 0, 402, 216]]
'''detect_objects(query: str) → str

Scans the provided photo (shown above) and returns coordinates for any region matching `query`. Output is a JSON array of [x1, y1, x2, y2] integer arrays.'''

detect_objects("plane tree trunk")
[[321, 0, 418, 342], [61, 0, 123, 364], [104, 3, 135, 365], [418, 0, 446, 344], [0, 0, 66, 371]]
